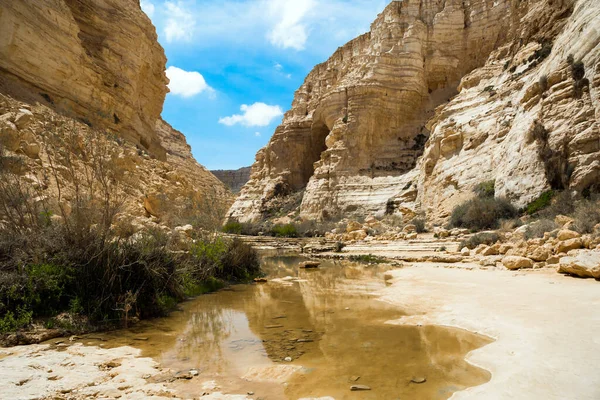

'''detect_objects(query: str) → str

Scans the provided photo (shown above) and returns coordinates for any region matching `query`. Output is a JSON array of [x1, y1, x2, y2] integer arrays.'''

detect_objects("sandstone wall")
[[229, 0, 600, 225], [0, 0, 168, 159], [211, 167, 252, 193]]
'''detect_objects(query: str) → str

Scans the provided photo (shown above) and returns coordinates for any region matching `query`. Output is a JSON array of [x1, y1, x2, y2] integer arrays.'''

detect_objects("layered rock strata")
[[230, 0, 600, 225], [0, 0, 168, 158], [0, 0, 233, 228], [211, 167, 252, 193]]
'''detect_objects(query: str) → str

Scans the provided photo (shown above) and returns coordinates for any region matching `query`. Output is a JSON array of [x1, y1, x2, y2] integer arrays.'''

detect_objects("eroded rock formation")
[[0, 0, 232, 229], [0, 0, 168, 158], [211, 167, 252, 193], [230, 0, 600, 225]]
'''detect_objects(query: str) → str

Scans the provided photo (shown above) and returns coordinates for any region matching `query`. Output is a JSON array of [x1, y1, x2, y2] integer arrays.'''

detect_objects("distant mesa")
[[211, 167, 252, 194]]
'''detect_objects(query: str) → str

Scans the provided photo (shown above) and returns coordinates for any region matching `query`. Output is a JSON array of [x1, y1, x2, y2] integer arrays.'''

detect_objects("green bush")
[[271, 223, 299, 238], [459, 232, 500, 250], [474, 180, 496, 198], [525, 190, 555, 215], [450, 198, 518, 231], [222, 220, 243, 234]]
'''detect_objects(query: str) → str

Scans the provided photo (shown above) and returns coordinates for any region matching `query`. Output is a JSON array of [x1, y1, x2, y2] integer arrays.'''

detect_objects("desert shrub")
[[271, 223, 299, 238], [459, 232, 500, 250], [528, 121, 549, 144], [334, 242, 346, 253], [412, 218, 427, 233], [539, 75, 549, 92], [526, 190, 555, 215], [524, 219, 559, 239], [474, 180, 496, 198], [571, 60, 585, 81], [572, 199, 600, 234], [450, 198, 518, 231], [0, 124, 262, 333], [218, 238, 261, 281], [534, 41, 553, 61], [222, 220, 243, 235], [537, 191, 576, 217]]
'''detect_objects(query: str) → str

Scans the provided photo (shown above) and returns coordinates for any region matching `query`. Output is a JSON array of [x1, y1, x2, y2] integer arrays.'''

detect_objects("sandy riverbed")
[[1, 255, 598, 400], [381, 264, 600, 400]]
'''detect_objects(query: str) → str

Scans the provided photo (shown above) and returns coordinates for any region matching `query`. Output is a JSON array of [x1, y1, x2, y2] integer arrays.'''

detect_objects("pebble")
[[411, 376, 427, 384], [351, 385, 371, 391], [284, 357, 292, 362]]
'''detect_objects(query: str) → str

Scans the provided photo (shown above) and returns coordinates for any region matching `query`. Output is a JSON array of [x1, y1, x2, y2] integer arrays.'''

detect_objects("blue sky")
[[141, 0, 387, 170]]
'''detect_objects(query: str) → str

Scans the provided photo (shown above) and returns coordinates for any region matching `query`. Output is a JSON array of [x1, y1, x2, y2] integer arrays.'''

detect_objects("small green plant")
[[348, 254, 387, 264], [271, 223, 299, 238], [439, 246, 447, 252], [474, 180, 496, 199], [222, 220, 243, 234], [525, 190, 555, 215], [0, 308, 33, 333]]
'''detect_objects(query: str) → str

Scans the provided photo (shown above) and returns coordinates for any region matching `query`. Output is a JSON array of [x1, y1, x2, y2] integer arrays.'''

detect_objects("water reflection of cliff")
[[112, 256, 491, 400]]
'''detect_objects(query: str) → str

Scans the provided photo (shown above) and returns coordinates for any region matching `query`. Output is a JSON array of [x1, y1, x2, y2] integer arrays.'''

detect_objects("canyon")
[[229, 0, 600, 225]]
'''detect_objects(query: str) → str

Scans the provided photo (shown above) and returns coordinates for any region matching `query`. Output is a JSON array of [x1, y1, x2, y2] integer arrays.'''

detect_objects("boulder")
[[461, 247, 471, 256], [502, 256, 534, 270], [558, 251, 600, 279], [347, 229, 368, 241], [555, 215, 574, 227], [405, 232, 418, 240], [529, 246, 550, 262], [557, 230, 581, 241], [555, 238, 583, 254], [498, 243, 514, 255], [14, 109, 34, 129], [481, 246, 499, 256], [346, 221, 363, 233]]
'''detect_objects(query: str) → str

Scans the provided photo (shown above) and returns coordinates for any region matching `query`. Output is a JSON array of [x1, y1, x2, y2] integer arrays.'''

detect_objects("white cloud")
[[267, 0, 316, 50], [164, 1, 196, 43], [140, 0, 155, 18], [166, 66, 214, 98], [255, 132, 262, 137], [219, 103, 283, 127], [274, 62, 283, 71]]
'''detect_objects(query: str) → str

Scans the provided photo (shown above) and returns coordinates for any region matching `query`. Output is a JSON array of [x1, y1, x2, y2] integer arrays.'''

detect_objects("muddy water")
[[80, 255, 492, 399]]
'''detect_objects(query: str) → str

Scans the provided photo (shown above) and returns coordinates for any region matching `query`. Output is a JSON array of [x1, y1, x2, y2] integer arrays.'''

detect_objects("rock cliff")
[[0, 0, 168, 159], [0, 0, 232, 229], [229, 0, 600, 225], [211, 167, 252, 193]]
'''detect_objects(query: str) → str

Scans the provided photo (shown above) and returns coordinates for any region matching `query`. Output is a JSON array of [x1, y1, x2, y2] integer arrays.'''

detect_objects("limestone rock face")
[[211, 167, 252, 193], [0, 0, 168, 159], [0, 94, 233, 228], [229, 0, 600, 225]]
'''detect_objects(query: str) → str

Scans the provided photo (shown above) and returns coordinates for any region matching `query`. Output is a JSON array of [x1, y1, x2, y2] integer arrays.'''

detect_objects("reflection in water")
[[82, 256, 491, 399]]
